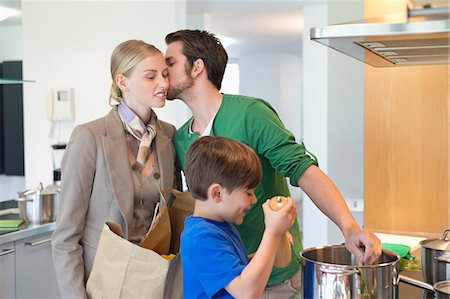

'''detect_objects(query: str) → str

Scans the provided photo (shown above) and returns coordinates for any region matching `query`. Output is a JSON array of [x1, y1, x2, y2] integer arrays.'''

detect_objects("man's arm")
[[298, 165, 381, 264]]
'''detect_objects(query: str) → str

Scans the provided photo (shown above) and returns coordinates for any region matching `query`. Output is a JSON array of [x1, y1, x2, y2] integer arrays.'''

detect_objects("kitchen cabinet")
[[0, 217, 59, 299], [1, 61, 25, 176], [363, 0, 450, 236], [0, 241, 16, 298], [15, 231, 60, 299]]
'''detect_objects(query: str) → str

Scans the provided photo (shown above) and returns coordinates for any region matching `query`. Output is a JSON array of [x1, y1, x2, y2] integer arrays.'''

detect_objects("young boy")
[[181, 136, 297, 299]]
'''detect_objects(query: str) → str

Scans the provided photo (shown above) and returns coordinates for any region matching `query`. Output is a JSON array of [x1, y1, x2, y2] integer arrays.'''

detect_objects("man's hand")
[[344, 227, 382, 265]]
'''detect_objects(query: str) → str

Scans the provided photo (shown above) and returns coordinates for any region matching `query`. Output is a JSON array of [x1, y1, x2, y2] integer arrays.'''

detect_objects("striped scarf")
[[117, 102, 156, 166]]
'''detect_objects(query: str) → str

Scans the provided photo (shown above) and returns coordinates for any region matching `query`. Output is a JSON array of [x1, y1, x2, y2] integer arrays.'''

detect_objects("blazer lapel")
[[155, 122, 173, 192], [102, 109, 134, 232]]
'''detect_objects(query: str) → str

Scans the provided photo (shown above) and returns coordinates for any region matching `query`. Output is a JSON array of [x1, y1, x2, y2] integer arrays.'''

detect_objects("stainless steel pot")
[[434, 280, 450, 299], [301, 245, 400, 299], [421, 229, 450, 284], [16, 182, 59, 223], [399, 229, 450, 297]]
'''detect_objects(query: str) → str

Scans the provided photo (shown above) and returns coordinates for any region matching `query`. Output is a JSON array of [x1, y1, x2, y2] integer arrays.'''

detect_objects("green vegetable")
[[399, 256, 421, 271]]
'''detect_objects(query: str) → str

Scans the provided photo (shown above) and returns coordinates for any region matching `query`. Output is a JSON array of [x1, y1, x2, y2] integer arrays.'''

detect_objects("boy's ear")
[[208, 183, 223, 203]]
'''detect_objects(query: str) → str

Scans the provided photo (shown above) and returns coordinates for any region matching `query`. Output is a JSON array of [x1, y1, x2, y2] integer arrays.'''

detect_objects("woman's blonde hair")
[[109, 40, 161, 105]]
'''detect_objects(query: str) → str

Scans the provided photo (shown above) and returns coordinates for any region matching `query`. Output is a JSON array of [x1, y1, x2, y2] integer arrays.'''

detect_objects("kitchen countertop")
[[0, 221, 55, 244], [375, 232, 426, 252], [0, 200, 55, 245]]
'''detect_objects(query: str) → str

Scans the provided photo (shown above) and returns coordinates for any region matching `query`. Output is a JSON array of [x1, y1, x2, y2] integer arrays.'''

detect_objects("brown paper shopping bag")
[[168, 190, 195, 253], [86, 222, 169, 299], [86, 190, 195, 299], [140, 197, 171, 255]]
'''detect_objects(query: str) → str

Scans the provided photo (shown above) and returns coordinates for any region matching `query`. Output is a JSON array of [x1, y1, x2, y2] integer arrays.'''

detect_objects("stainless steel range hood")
[[310, 1, 450, 67]]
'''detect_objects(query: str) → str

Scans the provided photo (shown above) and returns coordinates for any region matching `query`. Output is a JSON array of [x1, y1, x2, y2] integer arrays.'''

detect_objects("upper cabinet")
[[363, 0, 450, 237], [0, 61, 25, 176]]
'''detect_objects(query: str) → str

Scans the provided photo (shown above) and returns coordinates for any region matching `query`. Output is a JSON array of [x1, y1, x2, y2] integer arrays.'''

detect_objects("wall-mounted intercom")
[[47, 87, 74, 121]]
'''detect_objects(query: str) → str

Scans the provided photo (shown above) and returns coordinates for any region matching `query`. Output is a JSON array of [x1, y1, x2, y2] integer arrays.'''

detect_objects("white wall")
[[327, 0, 364, 243], [302, 3, 330, 248], [239, 52, 303, 203], [21, 1, 186, 188], [302, 1, 364, 247]]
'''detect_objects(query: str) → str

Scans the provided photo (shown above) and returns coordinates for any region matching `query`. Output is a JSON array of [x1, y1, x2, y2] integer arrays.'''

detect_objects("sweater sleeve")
[[244, 99, 318, 186]]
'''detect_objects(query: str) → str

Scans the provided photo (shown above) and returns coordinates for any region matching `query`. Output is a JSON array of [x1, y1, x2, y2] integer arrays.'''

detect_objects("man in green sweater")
[[165, 29, 381, 298]]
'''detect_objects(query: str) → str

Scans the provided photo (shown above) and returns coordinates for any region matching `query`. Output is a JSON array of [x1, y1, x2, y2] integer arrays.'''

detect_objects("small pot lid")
[[420, 229, 450, 250], [20, 182, 58, 197], [434, 280, 450, 295]]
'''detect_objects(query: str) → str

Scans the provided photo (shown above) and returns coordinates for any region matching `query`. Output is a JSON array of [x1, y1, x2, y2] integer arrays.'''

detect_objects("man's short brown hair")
[[165, 29, 228, 90], [184, 136, 262, 200]]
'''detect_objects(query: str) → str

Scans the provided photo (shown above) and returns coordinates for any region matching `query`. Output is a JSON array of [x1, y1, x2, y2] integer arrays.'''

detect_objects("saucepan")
[[301, 244, 400, 298], [16, 182, 59, 223], [399, 228, 450, 298]]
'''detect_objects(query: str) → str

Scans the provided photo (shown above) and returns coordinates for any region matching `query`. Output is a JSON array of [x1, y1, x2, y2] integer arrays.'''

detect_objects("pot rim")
[[300, 244, 400, 269], [434, 280, 450, 295]]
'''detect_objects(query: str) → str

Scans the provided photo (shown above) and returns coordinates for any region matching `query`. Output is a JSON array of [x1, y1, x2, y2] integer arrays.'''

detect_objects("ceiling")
[[0, 0, 21, 26], [1, 0, 310, 58], [186, 0, 306, 58]]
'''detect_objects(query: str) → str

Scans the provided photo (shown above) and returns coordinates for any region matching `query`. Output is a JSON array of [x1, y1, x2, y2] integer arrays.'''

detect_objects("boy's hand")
[[262, 197, 297, 237]]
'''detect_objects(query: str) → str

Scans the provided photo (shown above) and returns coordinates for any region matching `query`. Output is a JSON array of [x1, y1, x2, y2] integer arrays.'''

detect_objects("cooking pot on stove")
[[16, 182, 59, 223], [399, 229, 450, 297], [301, 244, 400, 299], [421, 229, 450, 284], [434, 280, 450, 298]]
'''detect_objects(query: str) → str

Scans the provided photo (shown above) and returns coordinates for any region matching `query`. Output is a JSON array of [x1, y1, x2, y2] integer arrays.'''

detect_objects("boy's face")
[[219, 187, 257, 225]]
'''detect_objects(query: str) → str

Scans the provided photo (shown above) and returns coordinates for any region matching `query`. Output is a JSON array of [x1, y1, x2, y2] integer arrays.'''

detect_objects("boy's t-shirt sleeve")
[[187, 230, 247, 298]]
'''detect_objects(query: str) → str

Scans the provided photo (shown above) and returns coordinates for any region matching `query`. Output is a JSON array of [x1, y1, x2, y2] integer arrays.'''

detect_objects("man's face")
[[165, 41, 194, 100]]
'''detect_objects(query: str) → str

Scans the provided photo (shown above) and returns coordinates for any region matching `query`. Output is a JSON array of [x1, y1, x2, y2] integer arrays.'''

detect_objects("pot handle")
[[392, 267, 400, 286], [436, 254, 450, 264], [441, 229, 450, 240], [398, 274, 435, 293], [16, 197, 33, 202]]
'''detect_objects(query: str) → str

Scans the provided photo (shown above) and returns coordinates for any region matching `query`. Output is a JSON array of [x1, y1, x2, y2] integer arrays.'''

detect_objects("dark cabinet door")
[[1, 61, 24, 176], [0, 63, 3, 174]]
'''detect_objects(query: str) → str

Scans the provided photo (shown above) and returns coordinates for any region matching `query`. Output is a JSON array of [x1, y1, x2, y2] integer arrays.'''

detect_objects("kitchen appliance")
[[16, 182, 59, 223], [301, 245, 400, 298], [51, 143, 66, 184], [310, 0, 450, 66]]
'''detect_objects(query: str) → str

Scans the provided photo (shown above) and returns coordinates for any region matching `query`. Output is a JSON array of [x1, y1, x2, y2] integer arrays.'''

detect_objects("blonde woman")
[[52, 40, 180, 299]]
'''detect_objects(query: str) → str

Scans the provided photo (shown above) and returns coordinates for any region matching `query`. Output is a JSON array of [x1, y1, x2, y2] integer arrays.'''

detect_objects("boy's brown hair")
[[184, 136, 262, 200]]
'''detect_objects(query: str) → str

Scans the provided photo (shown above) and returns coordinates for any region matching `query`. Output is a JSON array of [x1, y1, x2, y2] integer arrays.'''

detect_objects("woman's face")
[[121, 53, 169, 112]]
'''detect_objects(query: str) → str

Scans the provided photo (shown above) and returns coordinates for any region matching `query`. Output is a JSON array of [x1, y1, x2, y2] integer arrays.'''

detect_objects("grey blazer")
[[51, 108, 180, 299]]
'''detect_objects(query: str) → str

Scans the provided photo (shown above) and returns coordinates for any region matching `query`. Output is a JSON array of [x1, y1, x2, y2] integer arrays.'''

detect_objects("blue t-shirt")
[[181, 216, 249, 299]]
